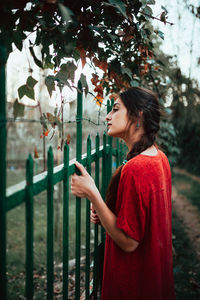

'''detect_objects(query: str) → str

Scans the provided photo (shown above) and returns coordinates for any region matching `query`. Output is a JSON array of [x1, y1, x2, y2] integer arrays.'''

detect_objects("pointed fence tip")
[[64, 143, 69, 151], [26, 154, 34, 168], [48, 146, 53, 154], [77, 80, 82, 91], [47, 146, 54, 163], [103, 131, 107, 137], [28, 153, 33, 161], [96, 132, 100, 144], [26, 154, 34, 180]]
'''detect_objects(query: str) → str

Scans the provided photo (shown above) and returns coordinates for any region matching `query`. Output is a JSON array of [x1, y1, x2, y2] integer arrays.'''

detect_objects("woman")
[[71, 87, 175, 300]]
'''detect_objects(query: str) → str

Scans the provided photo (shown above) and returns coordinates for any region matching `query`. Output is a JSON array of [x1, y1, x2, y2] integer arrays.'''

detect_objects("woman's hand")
[[90, 204, 101, 225], [71, 161, 97, 199], [72, 162, 138, 252]]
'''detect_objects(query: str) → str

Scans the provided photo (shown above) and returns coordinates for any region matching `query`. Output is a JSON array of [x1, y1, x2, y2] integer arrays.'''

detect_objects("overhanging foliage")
[[0, 0, 171, 101]]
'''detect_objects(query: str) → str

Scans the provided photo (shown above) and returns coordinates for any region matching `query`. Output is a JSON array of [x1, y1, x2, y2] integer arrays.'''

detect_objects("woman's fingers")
[[90, 209, 101, 224], [74, 161, 87, 176], [90, 216, 100, 224]]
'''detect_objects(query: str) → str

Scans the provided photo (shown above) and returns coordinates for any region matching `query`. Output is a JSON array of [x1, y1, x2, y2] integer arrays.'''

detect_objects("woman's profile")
[[71, 87, 175, 300]]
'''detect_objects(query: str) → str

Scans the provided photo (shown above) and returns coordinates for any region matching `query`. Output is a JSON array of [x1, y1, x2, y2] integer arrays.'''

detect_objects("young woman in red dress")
[[71, 87, 175, 300]]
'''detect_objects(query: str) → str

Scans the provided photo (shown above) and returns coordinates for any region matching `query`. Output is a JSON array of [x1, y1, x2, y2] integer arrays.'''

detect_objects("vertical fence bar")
[[25, 155, 34, 300], [85, 135, 91, 299], [0, 42, 7, 300], [119, 140, 123, 164], [93, 133, 100, 299], [116, 139, 120, 168], [47, 147, 54, 300], [63, 144, 69, 300], [107, 100, 113, 182], [101, 132, 107, 244], [75, 80, 82, 300]]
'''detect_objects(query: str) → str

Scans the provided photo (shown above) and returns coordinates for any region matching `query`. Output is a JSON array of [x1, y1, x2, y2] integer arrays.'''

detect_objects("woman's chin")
[[107, 130, 113, 137], [107, 130, 119, 138]]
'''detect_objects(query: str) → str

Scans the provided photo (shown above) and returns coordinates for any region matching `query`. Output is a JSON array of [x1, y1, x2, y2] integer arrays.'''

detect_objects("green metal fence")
[[0, 42, 127, 299]]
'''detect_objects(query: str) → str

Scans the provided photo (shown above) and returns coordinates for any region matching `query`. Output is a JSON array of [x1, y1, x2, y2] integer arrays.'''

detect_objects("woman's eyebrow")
[[113, 103, 120, 108]]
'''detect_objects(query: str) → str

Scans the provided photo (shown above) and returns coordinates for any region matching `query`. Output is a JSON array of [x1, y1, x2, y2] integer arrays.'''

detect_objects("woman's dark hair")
[[106, 86, 161, 212]]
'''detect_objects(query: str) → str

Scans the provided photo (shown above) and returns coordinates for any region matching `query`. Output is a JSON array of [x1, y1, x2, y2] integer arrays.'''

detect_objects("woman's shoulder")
[[122, 149, 169, 175]]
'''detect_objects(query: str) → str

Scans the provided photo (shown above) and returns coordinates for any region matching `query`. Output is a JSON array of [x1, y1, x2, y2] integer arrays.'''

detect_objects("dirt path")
[[172, 168, 200, 260], [174, 167, 200, 184]]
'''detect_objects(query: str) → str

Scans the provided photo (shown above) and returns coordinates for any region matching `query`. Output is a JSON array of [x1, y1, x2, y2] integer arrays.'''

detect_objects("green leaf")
[[143, 5, 153, 19], [121, 66, 132, 79], [161, 5, 168, 14], [158, 30, 164, 40], [26, 76, 38, 89], [25, 86, 35, 100], [130, 80, 140, 87], [140, 0, 155, 4], [164, 107, 172, 115], [108, 32, 118, 41], [18, 85, 27, 99], [107, 0, 127, 18], [13, 99, 25, 120], [146, 0, 155, 4], [58, 3, 74, 29], [40, 115, 48, 130], [65, 61, 77, 82], [43, 63, 54, 70], [18, 84, 35, 100], [29, 46, 43, 69], [45, 75, 56, 97], [13, 30, 26, 51], [80, 74, 88, 96], [159, 98, 164, 105], [56, 61, 77, 84]]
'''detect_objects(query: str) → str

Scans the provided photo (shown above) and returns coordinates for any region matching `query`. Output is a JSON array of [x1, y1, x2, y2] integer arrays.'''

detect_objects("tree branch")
[[140, 11, 174, 26]]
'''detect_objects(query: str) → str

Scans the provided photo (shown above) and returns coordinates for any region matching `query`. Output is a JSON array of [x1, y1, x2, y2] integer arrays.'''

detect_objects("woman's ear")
[[139, 111, 143, 118]]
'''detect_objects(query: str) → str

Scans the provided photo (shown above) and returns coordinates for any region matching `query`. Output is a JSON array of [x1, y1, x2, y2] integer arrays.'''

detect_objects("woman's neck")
[[140, 145, 158, 156], [124, 127, 144, 151]]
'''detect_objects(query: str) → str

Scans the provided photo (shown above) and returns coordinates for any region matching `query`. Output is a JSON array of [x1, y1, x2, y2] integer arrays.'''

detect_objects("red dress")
[[101, 150, 175, 300]]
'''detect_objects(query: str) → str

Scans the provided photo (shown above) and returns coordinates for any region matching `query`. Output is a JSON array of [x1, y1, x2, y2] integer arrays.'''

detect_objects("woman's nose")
[[105, 111, 111, 121]]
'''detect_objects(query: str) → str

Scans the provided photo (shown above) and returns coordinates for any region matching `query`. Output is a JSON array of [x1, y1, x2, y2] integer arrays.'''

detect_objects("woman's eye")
[[112, 108, 118, 112]]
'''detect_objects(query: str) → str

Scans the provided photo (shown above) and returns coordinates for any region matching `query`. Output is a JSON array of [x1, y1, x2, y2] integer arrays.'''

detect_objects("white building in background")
[[152, 0, 200, 84]]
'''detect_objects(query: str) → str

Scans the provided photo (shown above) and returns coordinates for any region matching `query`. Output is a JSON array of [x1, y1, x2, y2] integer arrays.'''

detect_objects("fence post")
[[116, 139, 120, 168], [101, 132, 107, 244], [107, 99, 113, 181], [75, 80, 83, 300], [63, 143, 69, 300], [25, 155, 34, 300], [93, 133, 100, 299], [85, 135, 91, 299], [0, 42, 7, 300], [47, 147, 54, 300]]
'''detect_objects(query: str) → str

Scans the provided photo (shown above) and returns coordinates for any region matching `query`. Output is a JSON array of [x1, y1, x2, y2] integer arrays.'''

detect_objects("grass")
[[172, 172, 200, 299], [172, 211, 200, 299], [172, 171, 200, 212]]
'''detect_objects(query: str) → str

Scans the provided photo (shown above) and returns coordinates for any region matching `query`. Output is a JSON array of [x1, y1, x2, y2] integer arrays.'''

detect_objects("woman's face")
[[106, 98, 131, 138]]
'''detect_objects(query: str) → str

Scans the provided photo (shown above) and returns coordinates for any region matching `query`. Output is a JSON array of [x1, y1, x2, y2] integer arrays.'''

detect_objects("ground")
[[172, 168, 200, 260], [6, 167, 200, 299]]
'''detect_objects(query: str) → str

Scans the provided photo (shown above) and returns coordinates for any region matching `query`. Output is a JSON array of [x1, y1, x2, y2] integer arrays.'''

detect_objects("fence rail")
[[0, 42, 127, 300]]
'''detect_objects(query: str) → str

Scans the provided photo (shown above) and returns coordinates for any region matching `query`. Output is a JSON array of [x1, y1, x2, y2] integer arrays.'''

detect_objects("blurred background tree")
[[0, 0, 200, 173]]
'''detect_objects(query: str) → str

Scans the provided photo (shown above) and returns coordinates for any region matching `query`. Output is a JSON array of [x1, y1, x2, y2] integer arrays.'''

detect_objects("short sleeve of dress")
[[116, 169, 147, 243]]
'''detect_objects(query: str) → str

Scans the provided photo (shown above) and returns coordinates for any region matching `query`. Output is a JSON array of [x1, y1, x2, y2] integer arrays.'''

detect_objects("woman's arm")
[[71, 162, 139, 253]]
